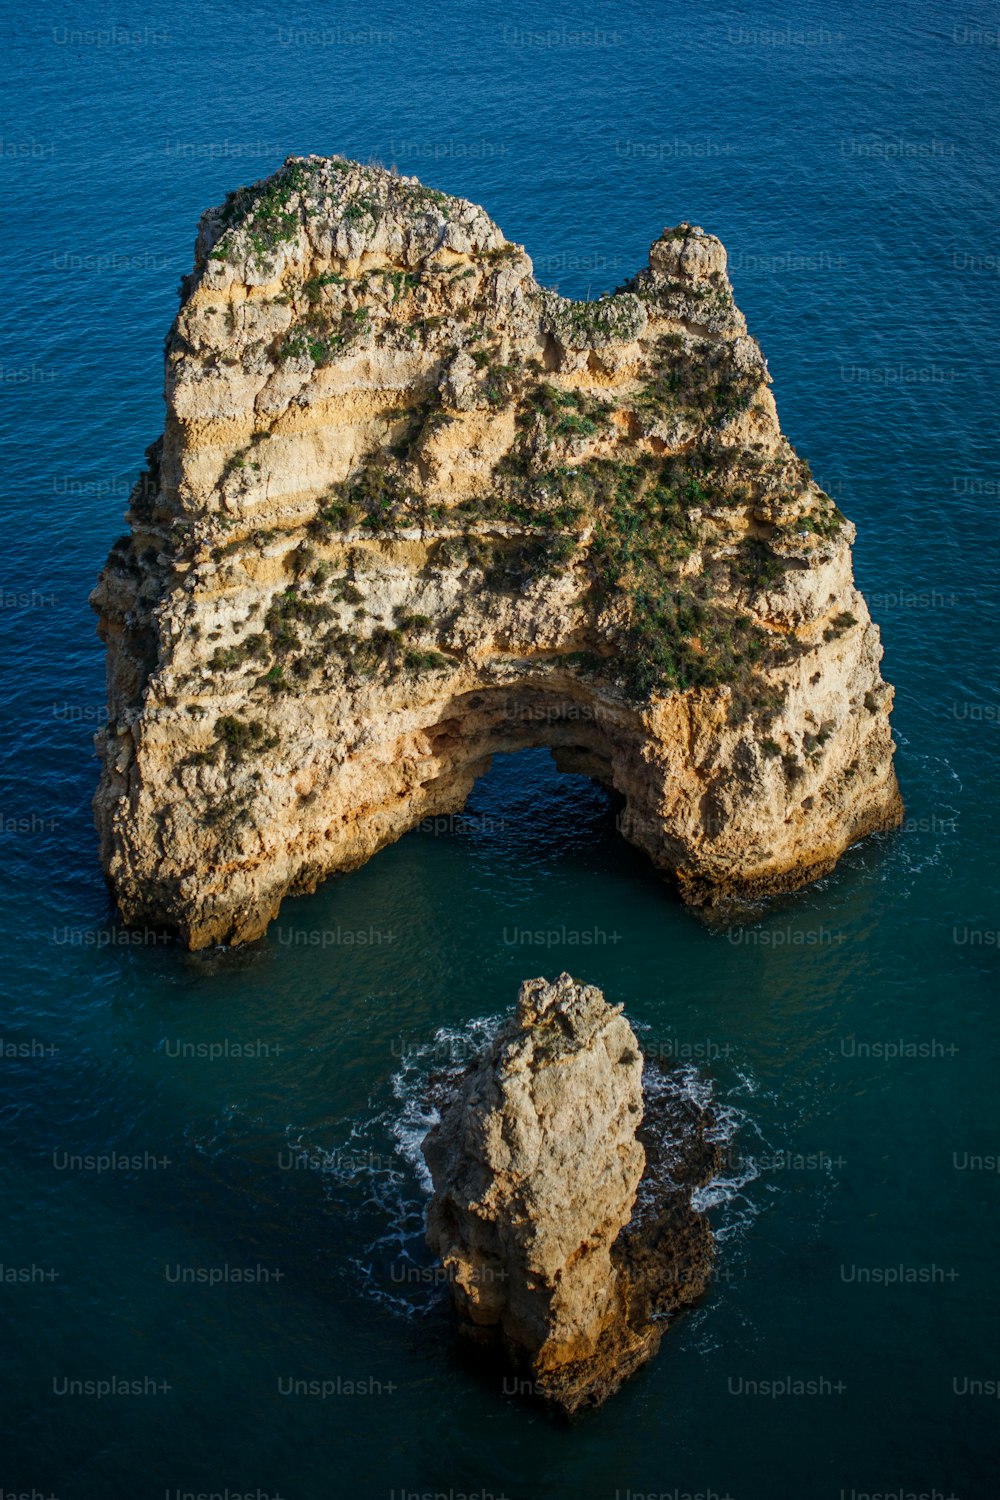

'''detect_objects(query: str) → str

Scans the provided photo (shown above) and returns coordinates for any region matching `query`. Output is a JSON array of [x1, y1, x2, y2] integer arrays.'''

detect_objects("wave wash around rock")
[[92, 154, 902, 947], [422, 973, 721, 1413]]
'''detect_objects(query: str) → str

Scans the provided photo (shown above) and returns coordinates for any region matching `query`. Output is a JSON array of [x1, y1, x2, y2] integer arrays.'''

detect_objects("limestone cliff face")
[[92, 154, 902, 946], [422, 974, 718, 1412]]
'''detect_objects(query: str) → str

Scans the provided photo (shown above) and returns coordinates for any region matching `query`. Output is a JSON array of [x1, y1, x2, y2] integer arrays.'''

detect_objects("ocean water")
[[1, 1, 997, 1495]]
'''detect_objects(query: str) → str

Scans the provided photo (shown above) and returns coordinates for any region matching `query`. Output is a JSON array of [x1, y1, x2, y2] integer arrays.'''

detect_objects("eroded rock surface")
[[421, 974, 719, 1412], [92, 154, 902, 946]]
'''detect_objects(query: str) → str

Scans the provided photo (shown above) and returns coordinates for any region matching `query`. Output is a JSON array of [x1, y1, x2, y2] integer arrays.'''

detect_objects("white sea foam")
[[637, 1060, 765, 1240], [326, 1016, 506, 1316], [389, 1014, 503, 1192], [324, 1014, 777, 1314]]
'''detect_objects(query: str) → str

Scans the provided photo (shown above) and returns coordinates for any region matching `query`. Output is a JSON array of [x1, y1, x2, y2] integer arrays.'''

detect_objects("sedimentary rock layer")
[[422, 973, 719, 1412], [92, 154, 902, 946]]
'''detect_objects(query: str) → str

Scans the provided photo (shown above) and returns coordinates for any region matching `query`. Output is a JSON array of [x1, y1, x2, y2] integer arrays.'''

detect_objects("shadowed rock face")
[[92, 154, 902, 948], [421, 974, 719, 1413]]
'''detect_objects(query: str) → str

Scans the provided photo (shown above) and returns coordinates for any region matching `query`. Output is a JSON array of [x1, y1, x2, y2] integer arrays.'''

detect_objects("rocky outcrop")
[[421, 974, 719, 1412], [92, 154, 902, 947]]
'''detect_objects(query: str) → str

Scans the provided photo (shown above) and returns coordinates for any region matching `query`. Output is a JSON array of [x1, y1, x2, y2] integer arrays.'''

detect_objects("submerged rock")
[[92, 155, 902, 947], [421, 974, 719, 1412]]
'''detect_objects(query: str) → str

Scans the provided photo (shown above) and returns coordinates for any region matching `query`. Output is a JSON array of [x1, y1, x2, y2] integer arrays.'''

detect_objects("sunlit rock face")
[[92, 154, 902, 947], [422, 973, 720, 1413]]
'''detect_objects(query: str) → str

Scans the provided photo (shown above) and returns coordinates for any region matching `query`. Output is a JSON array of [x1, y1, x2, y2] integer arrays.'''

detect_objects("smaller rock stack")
[[421, 974, 719, 1412]]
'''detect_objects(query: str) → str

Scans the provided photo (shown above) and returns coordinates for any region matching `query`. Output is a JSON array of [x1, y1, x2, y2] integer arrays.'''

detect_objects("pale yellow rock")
[[422, 973, 718, 1412], [92, 157, 902, 947], [423, 976, 645, 1382]]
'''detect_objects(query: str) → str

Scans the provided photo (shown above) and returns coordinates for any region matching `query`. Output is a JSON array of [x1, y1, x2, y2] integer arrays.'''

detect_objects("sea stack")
[[92, 154, 902, 947], [421, 974, 718, 1412]]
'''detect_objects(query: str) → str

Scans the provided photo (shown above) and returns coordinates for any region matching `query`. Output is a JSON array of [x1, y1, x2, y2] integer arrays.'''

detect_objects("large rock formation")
[[422, 974, 718, 1412], [92, 154, 902, 946]]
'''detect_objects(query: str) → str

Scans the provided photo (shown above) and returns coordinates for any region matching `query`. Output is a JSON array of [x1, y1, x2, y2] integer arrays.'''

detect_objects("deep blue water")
[[1, 2, 998, 1496]]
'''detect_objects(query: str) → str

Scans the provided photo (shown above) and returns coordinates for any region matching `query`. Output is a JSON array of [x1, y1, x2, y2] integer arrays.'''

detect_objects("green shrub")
[[214, 716, 277, 759], [403, 649, 451, 672], [210, 160, 319, 267]]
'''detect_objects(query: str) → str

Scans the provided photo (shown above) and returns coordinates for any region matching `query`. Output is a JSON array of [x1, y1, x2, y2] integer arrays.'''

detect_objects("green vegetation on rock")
[[209, 160, 320, 268]]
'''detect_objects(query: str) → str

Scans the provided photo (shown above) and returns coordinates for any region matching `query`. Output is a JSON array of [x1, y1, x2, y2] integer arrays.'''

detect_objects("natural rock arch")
[[92, 155, 902, 947]]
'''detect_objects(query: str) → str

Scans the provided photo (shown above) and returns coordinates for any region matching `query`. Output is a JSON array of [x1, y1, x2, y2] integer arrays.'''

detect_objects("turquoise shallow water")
[[1, 1, 998, 1495]]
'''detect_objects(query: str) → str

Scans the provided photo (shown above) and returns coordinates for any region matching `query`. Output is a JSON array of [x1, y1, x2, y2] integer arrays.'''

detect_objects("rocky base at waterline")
[[421, 974, 720, 1413], [92, 153, 902, 947]]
